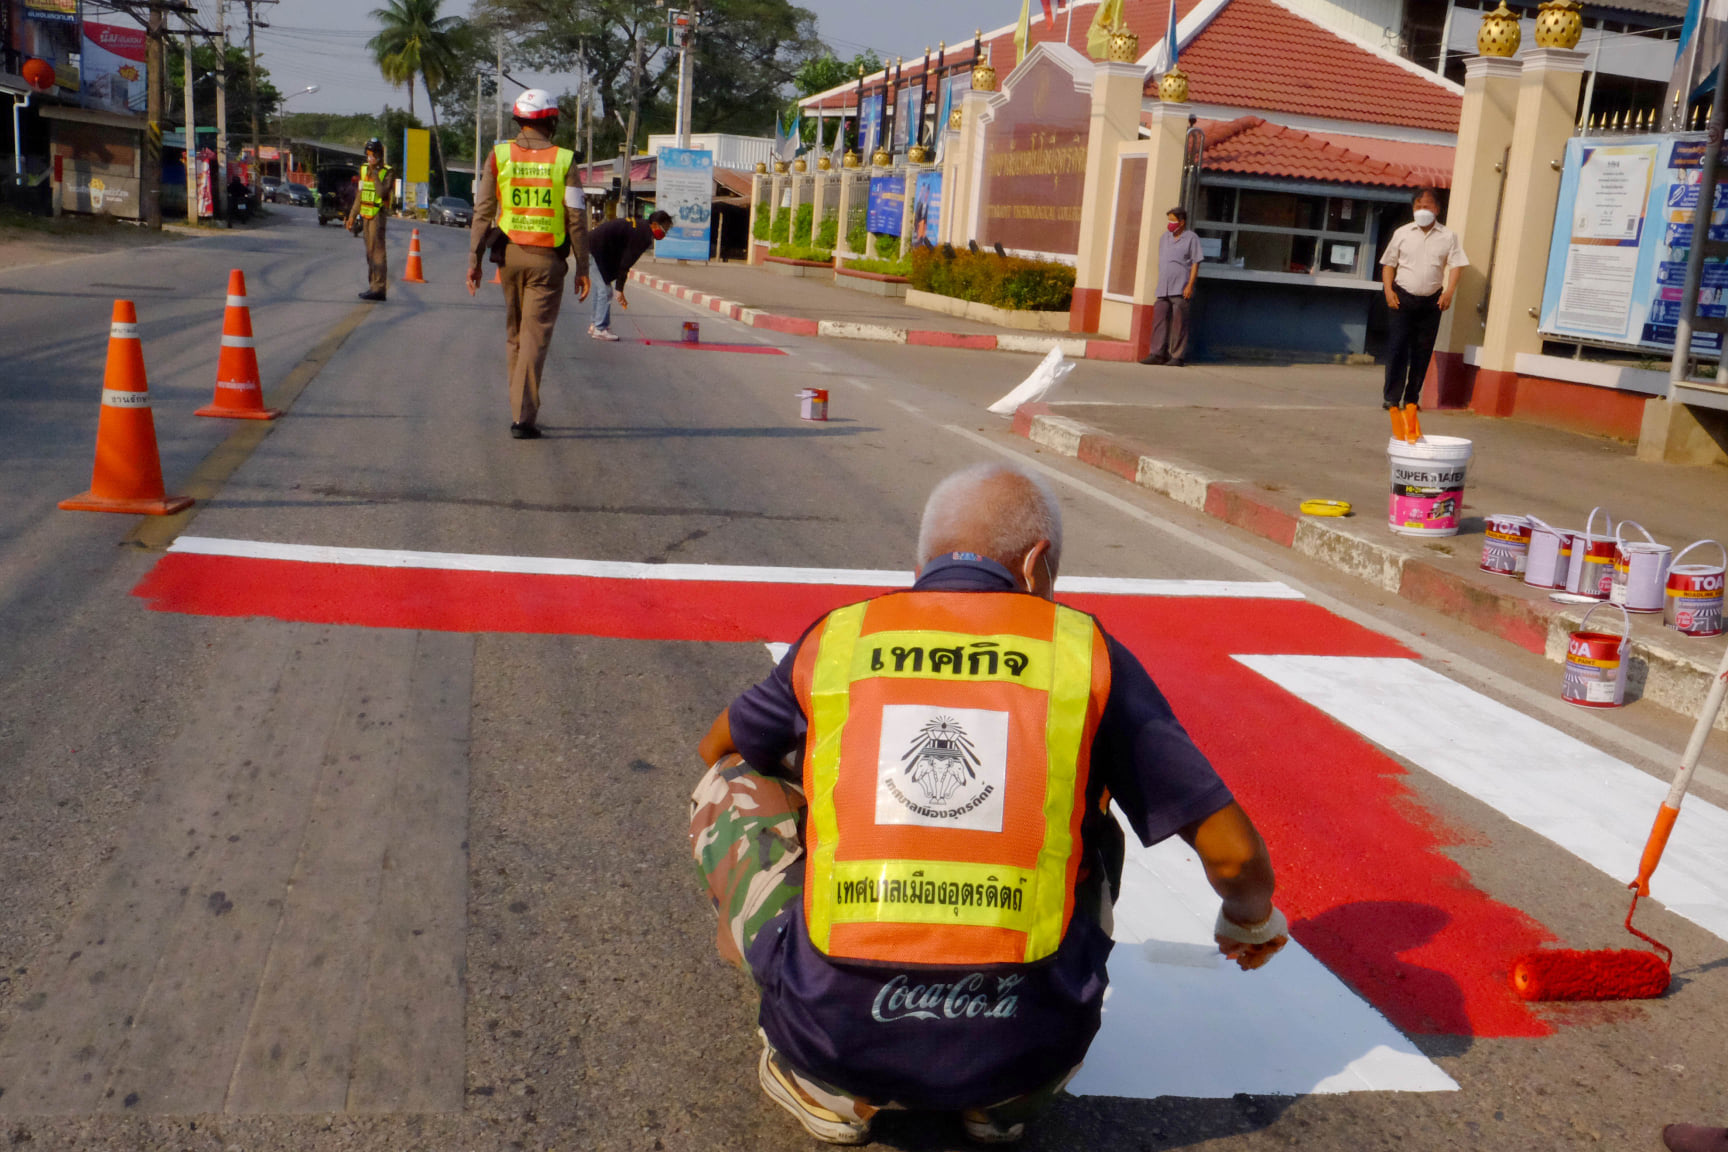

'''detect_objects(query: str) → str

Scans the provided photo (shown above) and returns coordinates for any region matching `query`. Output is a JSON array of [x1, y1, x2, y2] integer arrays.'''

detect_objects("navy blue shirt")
[[727, 555, 1234, 1110]]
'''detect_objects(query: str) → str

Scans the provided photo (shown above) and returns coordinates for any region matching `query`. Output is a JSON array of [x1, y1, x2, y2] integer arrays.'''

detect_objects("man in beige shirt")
[[1379, 187, 1466, 441], [467, 89, 590, 439]]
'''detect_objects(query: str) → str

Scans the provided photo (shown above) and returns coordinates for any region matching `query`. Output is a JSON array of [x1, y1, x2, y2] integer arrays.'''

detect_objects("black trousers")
[[1383, 286, 1442, 408]]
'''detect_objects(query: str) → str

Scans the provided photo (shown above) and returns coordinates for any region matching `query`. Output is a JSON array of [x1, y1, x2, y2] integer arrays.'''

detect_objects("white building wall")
[[646, 133, 775, 170], [1278, 0, 1404, 50]]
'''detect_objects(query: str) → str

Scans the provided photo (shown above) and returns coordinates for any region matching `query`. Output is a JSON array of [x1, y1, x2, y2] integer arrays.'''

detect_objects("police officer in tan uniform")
[[345, 138, 392, 301], [467, 89, 590, 439]]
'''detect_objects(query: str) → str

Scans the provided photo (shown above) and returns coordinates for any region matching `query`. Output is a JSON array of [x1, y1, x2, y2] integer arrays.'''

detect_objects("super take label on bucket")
[[1390, 462, 1466, 531]]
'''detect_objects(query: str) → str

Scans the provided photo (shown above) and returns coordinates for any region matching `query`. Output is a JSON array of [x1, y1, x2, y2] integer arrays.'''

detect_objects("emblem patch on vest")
[[875, 705, 1009, 832]]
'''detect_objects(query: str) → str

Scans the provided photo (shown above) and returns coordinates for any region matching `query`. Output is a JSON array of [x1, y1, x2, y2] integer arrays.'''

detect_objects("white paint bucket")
[[1387, 435, 1473, 537], [1524, 518, 1573, 589], [1665, 539, 1727, 637], [1566, 506, 1617, 599], [798, 388, 829, 421], [1562, 602, 1631, 709], [1480, 514, 1532, 576], [1608, 521, 1672, 614]]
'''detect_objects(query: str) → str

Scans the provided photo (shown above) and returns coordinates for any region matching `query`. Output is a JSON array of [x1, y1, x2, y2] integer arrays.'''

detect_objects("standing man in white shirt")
[[1379, 187, 1466, 442], [1139, 206, 1206, 367]]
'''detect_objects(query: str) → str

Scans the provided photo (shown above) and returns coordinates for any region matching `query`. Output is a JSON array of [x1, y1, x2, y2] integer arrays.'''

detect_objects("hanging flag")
[[1014, 0, 1033, 65], [1664, 0, 1728, 129], [1041, 0, 1055, 23], [1148, 0, 1181, 72], [1088, 0, 1125, 59]]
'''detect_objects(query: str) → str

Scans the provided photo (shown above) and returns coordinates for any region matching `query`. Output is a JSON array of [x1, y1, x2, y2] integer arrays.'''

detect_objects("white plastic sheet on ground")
[[987, 345, 1075, 415]]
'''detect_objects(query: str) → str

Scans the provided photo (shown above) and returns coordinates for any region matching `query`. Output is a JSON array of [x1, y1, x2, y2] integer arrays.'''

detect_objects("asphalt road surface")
[[2, 206, 1727, 1151]]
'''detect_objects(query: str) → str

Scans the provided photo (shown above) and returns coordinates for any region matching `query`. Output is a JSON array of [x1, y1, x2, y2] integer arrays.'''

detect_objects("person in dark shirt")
[[691, 462, 1288, 1145], [585, 209, 672, 340]]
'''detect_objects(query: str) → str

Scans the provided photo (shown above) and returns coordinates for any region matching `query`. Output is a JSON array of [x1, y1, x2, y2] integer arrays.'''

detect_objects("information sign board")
[[867, 174, 906, 236], [655, 147, 714, 260]]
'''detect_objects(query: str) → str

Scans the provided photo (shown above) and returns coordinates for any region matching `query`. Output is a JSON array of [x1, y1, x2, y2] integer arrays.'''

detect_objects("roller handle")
[[1630, 803, 1681, 897]]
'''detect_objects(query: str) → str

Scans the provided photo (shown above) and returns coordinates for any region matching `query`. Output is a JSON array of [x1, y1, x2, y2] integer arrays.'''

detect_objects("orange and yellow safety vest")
[[494, 141, 573, 249]]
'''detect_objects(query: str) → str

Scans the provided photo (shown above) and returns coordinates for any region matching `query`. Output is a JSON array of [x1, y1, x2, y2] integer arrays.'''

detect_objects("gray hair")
[[915, 462, 1064, 573]]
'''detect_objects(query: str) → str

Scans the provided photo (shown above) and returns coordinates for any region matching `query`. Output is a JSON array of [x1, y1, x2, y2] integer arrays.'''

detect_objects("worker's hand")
[[466, 266, 481, 297], [617, 291, 629, 310], [575, 275, 591, 301], [1214, 907, 1289, 972], [1384, 287, 1400, 310], [1438, 290, 1455, 312], [1183, 283, 1195, 301]]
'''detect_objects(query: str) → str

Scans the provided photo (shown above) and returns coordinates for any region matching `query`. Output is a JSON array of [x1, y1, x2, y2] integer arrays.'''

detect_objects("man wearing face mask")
[[1139, 205, 1205, 367], [583, 209, 673, 340], [691, 462, 1286, 1145], [1378, 187, 1466, 442]]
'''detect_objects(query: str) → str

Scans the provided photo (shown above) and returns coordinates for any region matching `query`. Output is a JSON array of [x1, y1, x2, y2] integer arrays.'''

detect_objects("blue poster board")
[[1539, 133, 1724, 355], [654, 147, 714, 261], [859, 94, 884, 158], [912, 171, 942, 247], [867, 174, 906, 236], [896, 83, 924, 152]]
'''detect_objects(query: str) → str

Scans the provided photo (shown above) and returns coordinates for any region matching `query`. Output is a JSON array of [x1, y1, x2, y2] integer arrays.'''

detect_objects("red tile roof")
[[799, 0, 1460, 139], [1195, 115, 1453, 188]]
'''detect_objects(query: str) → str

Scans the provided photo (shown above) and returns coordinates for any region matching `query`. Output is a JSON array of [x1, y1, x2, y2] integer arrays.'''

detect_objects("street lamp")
[[278, 85, 318, 186]]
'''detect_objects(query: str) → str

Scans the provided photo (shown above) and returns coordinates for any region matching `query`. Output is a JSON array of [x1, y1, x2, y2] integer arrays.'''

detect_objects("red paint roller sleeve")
[[1509, 949, 1671, 1002]]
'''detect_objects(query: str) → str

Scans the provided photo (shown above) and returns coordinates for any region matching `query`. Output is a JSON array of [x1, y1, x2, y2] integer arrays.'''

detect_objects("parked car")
[[315, 164, 359, 226], [429, 195, 472, 227], [280, 182, 315, 207], [260, 175, 284, 201]]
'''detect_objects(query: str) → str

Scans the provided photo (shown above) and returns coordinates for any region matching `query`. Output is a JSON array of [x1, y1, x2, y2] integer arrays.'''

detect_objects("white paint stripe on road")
[[1235, 655, 1728, 944], [166, 537, 1305, 598], [1075, 822, 1457, 1098]]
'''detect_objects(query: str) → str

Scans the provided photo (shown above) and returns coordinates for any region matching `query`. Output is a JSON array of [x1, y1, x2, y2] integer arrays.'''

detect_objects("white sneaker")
[[758, 1044, 871, 1145], [589, 327, 620, 341]]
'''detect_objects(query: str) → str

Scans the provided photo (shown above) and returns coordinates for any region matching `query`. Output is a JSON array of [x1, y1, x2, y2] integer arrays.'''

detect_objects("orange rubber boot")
[[1403, 403, 1422, 442], [1389, 406, 1408, 442]]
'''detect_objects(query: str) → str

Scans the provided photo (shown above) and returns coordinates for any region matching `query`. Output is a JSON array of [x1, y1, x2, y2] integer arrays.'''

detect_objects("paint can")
[[682, 321, 700, 344], [1524, 518, 1574, 589], [799, 388, 829, 421], [1608, 521, 1672, 613], [1562, 602, 1631, 709], [1665, 539, 1727, 637], [1480, 514, 1533, 576], [1387, 435, 1473, 537], [1566, 506, 1618, 599]]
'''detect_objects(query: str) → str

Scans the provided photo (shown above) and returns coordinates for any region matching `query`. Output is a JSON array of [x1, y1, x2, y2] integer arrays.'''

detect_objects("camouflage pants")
[[689, 754, 806, 971]]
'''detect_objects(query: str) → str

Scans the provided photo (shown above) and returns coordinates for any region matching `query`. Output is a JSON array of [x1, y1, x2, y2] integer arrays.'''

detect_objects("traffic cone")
[[196, 269, 280, 420], [59, 301, 194, 516], [490, 264, 501, 284], [403, 227, 428, 283]]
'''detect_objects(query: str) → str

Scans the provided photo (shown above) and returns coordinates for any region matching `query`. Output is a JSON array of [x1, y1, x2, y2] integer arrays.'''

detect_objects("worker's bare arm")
[[1180, 801, 1287, 970], [697, 707, 738, 767]]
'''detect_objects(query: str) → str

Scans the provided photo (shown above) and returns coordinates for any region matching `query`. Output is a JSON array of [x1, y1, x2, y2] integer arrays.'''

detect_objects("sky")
[[256, 0, 1017, 116]]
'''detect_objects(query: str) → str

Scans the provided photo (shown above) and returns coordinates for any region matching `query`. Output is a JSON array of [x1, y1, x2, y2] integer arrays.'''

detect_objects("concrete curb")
[[1010, 403, 1728, 731], [629, 270, 1139, 360]]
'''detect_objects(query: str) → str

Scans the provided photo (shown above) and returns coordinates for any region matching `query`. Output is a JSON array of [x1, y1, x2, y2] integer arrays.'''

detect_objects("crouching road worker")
[[692, 462, 1288, 1145], [584, 209, 671, 340], [466, 88, 590, 439], [346, 138, 392, 302]]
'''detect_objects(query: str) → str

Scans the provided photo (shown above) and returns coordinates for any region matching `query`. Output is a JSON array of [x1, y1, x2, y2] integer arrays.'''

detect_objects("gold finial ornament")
[[1533, 0, 1583, 49], [774, 160, 789, 174], [754, 161, 768, 174], [843, 149, 861, 168], [1478, 2, 1521, 57], [817, 155, 832, 171], [1107, 22, 1140, 62], [909, 143, 930, 164], [872, 145, 892, 167], [793, 157, 808, 173], [1159, 67, 1190, 103], [973, 59, 998, 91], [949, 106, 964, 130]]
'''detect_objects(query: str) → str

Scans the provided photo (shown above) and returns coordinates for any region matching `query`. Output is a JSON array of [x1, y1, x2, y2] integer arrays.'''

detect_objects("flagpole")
[[1066, 1, 1074, 45]]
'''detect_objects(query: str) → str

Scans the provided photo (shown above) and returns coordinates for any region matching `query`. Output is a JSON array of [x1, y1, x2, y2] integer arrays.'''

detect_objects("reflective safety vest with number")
[[494, 141, 573, 248], [358, 163, 391, 218], [791, 591, 1111, 967]]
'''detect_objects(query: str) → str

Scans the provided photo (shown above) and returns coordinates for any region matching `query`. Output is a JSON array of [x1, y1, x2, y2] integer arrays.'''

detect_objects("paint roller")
[[1510, 641, 1728, 1002]]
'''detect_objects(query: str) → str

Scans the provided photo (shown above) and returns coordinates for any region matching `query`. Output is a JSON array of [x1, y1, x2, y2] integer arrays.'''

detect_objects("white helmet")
[[512, 88, 559, 121]]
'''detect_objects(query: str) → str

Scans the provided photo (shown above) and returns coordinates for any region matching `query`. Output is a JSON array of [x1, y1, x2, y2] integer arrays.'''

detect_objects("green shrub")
[[816, 210, 839, 251], [872, 231, 899, 259], [845, 207, 868, 255], [908, 247, 1075, 311], [769, 243, 835, 263], [769, 209, 790, 244], [792, 203, 814, 245], [841, 256, 911, 277], [753, 204, 770, 240]]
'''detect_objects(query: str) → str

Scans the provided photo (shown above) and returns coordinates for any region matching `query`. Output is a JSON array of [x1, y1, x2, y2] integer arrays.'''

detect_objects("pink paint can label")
[[1389, 461, 1464, 532]]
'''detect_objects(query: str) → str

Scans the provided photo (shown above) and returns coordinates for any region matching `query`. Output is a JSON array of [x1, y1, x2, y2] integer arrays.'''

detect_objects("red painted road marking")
[[132, 548, 1555, 1038], [636, 340, 788, 356]]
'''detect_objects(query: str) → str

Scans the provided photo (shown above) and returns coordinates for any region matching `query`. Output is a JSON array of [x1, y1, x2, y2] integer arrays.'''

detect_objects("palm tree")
[[367, 0, 467, 198]]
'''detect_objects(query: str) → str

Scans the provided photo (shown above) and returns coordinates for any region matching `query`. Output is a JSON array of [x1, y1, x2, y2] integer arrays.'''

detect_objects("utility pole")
[[474, 70, 483, 178], [583, 45, 594, 176], [214, 0, 229, 223], [494, 32, 504, 148], [243, 0, 261, 193], [623, 19, 644, 161], [143, 0, 165, 228], [183, 21, 197, 224], [673, 7, 696, 149]]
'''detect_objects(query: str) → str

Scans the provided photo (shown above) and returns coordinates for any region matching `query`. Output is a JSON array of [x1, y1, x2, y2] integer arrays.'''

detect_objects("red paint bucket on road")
[[682, 321, 700, 343], [1562, 603, 1631, 709], [799, 388, 828, 421], [1480, 514, 1533, 576], [1665, 540, 1726, 637], [1609, 521, 1672, 614], [1524, 518, 1574, 589], [1566, 507, 1617, 600]]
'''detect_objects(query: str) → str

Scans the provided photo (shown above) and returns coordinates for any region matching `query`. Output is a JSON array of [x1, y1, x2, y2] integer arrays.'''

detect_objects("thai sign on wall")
[[978, 52, 1089, 257]]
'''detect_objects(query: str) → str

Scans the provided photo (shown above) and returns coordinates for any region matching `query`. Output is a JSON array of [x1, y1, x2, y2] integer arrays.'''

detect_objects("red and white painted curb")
[[1010, 402, 1728, 729], [627, 269, 1142, 361]]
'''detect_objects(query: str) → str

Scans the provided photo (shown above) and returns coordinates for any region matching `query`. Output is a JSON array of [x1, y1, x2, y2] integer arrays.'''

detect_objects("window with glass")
[[1196, 185, 1376, 276]]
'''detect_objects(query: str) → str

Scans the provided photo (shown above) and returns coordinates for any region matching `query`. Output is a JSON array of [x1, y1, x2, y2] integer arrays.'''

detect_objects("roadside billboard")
[[858, 93, 884, 159], [655, 146, 714, 260], [1540, 132, 1726, 356], [913, 170, 941, 247], [867, 173, 905, 236], [80, 20, 145, 114]]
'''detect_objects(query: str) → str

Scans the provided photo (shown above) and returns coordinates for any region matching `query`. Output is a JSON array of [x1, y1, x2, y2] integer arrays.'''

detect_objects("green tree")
[[790, 49, 880, 150], [167, 43, 281, 138], [368, 0, 472, 196]]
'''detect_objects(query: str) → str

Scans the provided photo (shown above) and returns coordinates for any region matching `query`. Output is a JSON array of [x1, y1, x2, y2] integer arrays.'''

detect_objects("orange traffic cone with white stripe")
[[59, 300, 194, 516], [403, 227, 428, 283], [490, 264, 501, 284], [196, 269, 280, 420]]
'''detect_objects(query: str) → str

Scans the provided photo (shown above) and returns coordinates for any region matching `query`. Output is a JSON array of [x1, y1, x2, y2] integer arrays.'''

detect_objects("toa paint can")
[[799, 388, 829, 421], [1609, 520, 1672, 613], [1562, 602, 1631, 709], [1665, 539, 1726, 637], [1566, 506, 1617, 599], [682, 321, 700, 343], [1481, 513, 1533, 576], [1524, 518, 1574, 589], [1387, 435, 1473, 537]]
